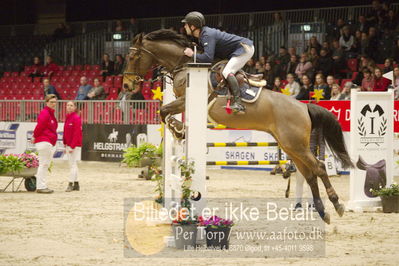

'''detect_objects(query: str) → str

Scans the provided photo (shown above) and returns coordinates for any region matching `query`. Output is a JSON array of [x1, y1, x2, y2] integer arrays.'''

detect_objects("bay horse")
[[123, 29, 354, 224]]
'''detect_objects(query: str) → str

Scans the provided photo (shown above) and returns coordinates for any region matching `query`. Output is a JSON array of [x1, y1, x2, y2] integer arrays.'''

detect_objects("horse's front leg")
[[160, 96, 186, 139], [160, 95, 186, 123]]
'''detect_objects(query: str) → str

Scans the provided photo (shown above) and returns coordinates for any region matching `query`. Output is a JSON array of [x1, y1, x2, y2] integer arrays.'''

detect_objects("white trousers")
[[35, 142, 54, 190], [295, 171, 314, 205], [66, 146, 80, 182], [222, 44, 255, 79]]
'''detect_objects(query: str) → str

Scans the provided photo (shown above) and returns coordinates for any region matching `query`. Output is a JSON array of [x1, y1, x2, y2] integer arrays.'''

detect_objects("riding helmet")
[[181, 11, 205, 28]]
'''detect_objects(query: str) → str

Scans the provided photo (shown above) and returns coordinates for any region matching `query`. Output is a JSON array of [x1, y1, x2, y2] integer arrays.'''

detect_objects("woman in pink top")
[[361, 68, 375, 91], [63, 101, 83, 192], [295, 53, 313, 79], [32, 94, 58, 193]]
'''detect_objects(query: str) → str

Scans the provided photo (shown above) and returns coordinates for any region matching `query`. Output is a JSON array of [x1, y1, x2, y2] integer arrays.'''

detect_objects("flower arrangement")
[[172, 209, 198, 225], [370, 183, 399, 197], [0, 152, 39, 175], [199, 216, 234, 228]]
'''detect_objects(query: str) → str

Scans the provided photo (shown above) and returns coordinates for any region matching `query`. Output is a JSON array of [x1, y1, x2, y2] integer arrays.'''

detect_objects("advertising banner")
[[348, 90, 394, 211], [82, 124, 147, 162]]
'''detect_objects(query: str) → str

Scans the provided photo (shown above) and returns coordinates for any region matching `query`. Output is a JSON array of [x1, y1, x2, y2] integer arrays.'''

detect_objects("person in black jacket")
[[316, 49, 334, 77], [100, 53, 114, 78], [296, 75, 313, 100]]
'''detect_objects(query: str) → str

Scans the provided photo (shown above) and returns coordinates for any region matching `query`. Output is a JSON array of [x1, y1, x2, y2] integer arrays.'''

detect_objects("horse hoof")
[[336, 204, 345, 217], [282, 172, 291, 179], [322, 212, 331, 224]]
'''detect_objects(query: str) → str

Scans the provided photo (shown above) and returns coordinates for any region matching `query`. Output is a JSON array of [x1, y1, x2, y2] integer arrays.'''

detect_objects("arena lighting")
[[302, 25, 311, 32], [113, 33, 122, 40]]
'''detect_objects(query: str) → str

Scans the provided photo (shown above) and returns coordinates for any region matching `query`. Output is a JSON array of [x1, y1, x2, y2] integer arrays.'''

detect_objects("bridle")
[[123, 45, 187, 84]]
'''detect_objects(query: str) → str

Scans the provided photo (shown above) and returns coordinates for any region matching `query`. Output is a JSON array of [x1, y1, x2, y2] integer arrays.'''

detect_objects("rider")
[[181, 11, 254, 114]]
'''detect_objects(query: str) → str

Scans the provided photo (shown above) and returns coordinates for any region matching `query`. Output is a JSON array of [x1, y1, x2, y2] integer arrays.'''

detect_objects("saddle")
[[210, 61, 266, 103]]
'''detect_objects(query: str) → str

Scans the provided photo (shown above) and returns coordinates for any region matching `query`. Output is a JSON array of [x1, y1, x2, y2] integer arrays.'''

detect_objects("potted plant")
[[371, 183, 399, 213], [170, 160, 198, 249], [0, 153, 39, 176], [172, 209, 198, 249], [199, 215, 234, 250]]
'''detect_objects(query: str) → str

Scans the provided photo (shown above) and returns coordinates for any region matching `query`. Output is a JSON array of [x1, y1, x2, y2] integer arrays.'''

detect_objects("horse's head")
[[123, 33, 155, 91]]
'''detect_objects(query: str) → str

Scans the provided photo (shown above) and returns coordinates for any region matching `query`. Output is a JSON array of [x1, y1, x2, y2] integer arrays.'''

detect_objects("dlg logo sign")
[[357, 104, 387, 146]]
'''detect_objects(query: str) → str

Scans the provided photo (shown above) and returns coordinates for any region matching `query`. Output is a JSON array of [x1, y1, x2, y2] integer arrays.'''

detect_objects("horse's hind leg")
[[289, 153, 330, 224], [315, 161, 345, 217]]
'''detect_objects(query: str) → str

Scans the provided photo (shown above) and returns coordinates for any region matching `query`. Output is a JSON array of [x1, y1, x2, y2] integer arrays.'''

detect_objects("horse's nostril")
[[123, 83, 129, 89]]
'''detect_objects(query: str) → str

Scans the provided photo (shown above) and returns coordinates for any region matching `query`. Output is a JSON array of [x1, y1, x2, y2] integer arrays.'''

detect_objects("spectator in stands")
[[360, 32, 370, 55], [87, 78, 106, 100], [117, 83, 144, 111], [359, 54, 376, 72], [356, 15, 370, 33], [286, 55, 298, 75], [75, 76, 92, 100], [330, 18, 346, 41], [354, 30, 362, 54], [259, 56, 267, 66], [263, 62, 275, 88], [43, 78, 61, 99], [361, 68, 375, 91], [53, 23, 66, 40], [392, 40, 399, 64], [288, 47, 298, 59], [129, 18, 138, 36], [322, 41, 332, 57], [273, 12, 284, 25], [330, 84, 342, 100], [63, 101, 82, 192], [367, 27, 379, 61], [29, 56, 44, 78], [316, 49, 334, 77], [296, 74, 312, 100], [284, 73, 300, 97], [254, 61, 264, 74], [295, 53, 313, 80], [383, 58, 394, 73], [366, 0, 383, 26], [244, 58, 256, 74], [394, 67, 399, 99], [338, 81, 353, 100], [339, 26, 355, 54], [306, 36, 322, 54], [314, 73, 331, 100], [275, 46, 290, 78], [32, 94, 58, 194], [271, 77, 283, 92], [384, 9, 398, 31], [64, 24, 74, 38], [42, 56, 59, 78], [100, 53, 114, 78], [373, 68, 391, 91], [114, 54, 125, 76], [331, 40, 345, 77], [115, 20, 125, 32], [326, 75, 338, 93], [309, 47, 320, 69]]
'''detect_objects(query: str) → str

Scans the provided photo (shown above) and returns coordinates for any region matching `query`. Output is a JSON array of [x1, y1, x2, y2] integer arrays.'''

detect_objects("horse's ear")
[[134, 33, 144, 46]]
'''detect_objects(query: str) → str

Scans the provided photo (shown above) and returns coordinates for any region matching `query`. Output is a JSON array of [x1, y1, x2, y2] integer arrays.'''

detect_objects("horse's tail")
[[307, 103, 354, 169]]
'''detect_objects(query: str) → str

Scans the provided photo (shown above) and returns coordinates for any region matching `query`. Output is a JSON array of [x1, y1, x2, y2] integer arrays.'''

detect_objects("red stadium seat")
[[71, 70, 80, 76], [66, 65, 74, 71], [11, 72, 19, 77], [52, 76, 60, 83], [114, 76, 123, 88], [84, 65, 91, 71], [347, 59, 358, 73], [63, 70, 72, 76], [58, 66, 65, 71], [3, 72, 11, 77], [92, 65, 101, 71], [74, 65, 83, 71], [33, 77, 41, 84]]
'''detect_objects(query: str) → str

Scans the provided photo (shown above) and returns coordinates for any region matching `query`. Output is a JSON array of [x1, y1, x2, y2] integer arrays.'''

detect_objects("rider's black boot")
[[226, 74, 246, 114]]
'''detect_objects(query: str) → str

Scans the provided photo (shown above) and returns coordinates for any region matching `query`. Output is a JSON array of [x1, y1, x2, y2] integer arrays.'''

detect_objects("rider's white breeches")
[[222, 44, 255, 79]]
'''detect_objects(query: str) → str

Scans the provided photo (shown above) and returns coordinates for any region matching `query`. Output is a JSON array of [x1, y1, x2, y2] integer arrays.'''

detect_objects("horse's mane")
[[143, 29, 190, 47]]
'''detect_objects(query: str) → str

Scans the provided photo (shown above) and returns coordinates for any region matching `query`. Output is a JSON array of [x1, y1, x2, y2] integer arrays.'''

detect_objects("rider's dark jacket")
[[195, 26, 253, 63]]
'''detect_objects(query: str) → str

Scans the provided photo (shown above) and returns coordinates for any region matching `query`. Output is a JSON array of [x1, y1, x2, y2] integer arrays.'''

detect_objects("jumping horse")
[[123, 29, 354, 224]]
